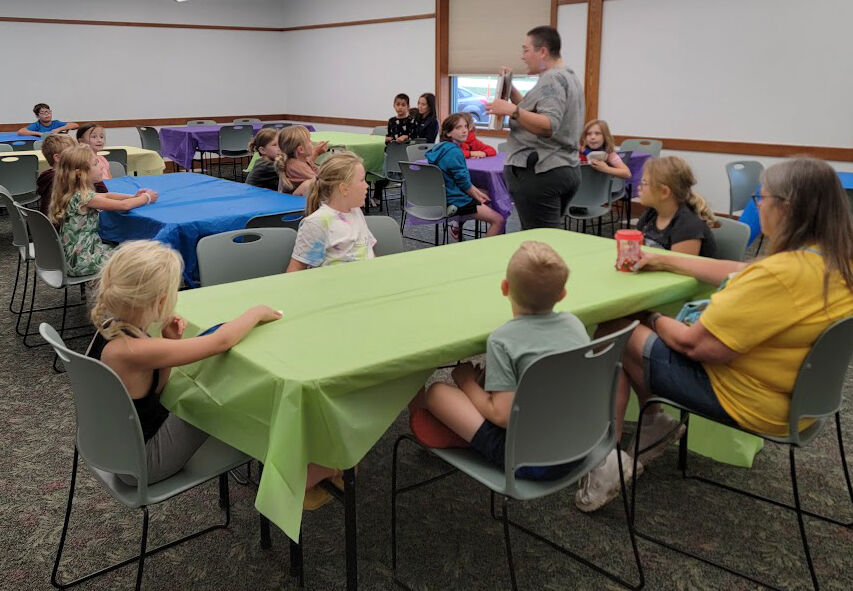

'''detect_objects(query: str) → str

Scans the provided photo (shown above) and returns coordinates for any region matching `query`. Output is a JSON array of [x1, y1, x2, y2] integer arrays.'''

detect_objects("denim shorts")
[[642, 335, 735, 425]]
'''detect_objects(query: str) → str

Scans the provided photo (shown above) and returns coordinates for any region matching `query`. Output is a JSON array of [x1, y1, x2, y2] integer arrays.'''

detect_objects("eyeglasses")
[[638, 180, 651, 187], [38, 109, 52, 115]]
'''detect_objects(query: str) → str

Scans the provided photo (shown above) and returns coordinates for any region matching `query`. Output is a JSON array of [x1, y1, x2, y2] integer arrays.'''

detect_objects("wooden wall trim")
[[551, 0, 559, 26], [0, 13, 434, 33], [557, 0, 589, 5], [435, 0, 450, 121], [613, 136, 853, 161], [584, 0, 603, 122]]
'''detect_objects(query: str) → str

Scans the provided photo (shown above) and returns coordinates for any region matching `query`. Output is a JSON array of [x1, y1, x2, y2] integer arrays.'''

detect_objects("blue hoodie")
[[425, 141, 474, 208]]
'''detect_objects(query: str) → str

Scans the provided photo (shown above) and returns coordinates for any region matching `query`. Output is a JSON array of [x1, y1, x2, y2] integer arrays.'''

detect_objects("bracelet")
[[648, 312, 662, 331], [511, 106, 520, 120]]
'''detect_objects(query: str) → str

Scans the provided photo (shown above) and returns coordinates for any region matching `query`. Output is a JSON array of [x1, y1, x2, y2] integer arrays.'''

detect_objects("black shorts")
[[452, 199, 478, 217]]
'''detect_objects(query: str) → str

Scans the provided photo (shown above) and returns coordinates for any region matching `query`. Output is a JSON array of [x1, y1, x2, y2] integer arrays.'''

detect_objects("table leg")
[[344, 467, 357, 590]]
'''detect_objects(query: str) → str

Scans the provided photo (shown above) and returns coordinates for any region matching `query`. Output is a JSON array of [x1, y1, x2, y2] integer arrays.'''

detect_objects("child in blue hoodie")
[[425, 113, 504, 239]]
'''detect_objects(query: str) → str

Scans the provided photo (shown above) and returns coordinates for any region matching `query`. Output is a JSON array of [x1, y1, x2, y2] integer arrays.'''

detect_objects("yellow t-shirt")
[[700, 249, 853, 436]]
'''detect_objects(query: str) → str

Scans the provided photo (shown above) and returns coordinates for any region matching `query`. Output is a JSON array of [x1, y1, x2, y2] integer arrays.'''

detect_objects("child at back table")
[[76, 123, 113, 179], [245, 128, 281, 190], [17, 102, 78, 137], [459, 112, 496, 159], [579, 119, 630, 179], [287, 152, 375, 271], [274, 125, 328, 196], [411, 241, 597, 480], [425, 113, 503, 239], [50, 145, 157, 276]]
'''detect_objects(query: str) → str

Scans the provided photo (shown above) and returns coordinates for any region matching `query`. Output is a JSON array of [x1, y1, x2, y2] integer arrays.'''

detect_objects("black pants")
[[503, 156, 581, 230]]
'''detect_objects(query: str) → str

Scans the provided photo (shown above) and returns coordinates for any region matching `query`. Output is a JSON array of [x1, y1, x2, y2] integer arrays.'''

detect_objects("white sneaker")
[[574, 449, 643, 513], [629, 411, 686, 465]]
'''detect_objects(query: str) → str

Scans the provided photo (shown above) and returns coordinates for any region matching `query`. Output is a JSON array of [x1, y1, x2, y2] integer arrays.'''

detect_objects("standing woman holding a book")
[[487, 25, 584, 230]]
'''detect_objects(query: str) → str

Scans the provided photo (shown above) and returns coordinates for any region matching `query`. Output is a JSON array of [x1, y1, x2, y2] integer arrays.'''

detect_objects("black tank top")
[[87, 329, 169, 442]]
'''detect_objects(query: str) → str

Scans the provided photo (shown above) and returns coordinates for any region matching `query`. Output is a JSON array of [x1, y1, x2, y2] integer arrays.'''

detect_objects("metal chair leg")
[[135, 507, 150, 591], [790, 448, 820, 590], [835, 413, 853, 518], [500, 497, 519, 591], [51, 448, 79, 589]]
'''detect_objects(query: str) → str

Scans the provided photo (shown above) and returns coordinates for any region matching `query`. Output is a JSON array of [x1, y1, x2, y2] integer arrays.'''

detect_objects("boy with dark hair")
[[385, 93, 414, 144], [18, 103, 79, 137]]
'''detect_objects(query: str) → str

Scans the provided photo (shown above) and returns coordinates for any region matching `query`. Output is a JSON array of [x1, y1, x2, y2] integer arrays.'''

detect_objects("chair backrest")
[[398, 162, 447, 219], [12, 139, 37, 151], [565, 165, 613, 212], [197, 227, 297, 287], [496, 142, 508, 154], [0, 154, 38, 197], [245, 209, 305, 231], [233, 118, 261, 124], [262, 122, 291, 129], [787, 316, 853, 444], [504, 321, 638, 495], [384, 142, 410, 176], [0, 143, 12, 152], [187, 119, 216, 126], [108, 161, 127, 178], [0, 185, 30, 249], [365, 215, 404, 256], [136, 126, 162, 153], [619, 138, 662, 158], [98, 148, 128, 169], [39, 323, 149, 487], [16, 203, 68, 286], [218, 125, 254, 154], [616, 150, 632, 164], [725, 160, 764, 214], [406, 143, 433, 161], [710, 217, 750, 261], [32, 140, 44, 151], [372, 125, 387, 136]]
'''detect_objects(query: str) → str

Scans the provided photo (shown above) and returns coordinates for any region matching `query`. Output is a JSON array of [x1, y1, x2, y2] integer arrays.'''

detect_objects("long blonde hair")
[[306, 151, 363, 215], [248, 128, 279, 155], [90, 240, 184, 340], [274, 125, 313, 191], [643, 156, 716, 226], [50, 144, 97, 225]]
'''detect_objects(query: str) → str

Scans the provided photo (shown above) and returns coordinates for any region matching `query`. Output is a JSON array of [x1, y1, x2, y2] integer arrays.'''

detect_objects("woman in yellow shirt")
[[577, 157, 853, 513]]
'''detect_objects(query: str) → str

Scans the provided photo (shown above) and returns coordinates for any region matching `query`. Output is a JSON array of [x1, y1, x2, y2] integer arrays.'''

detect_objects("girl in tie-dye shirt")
[[287, 152, 376, 271]]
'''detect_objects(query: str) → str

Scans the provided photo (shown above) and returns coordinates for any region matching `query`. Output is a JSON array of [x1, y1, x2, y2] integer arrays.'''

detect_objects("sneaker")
[[574, 449, 643, 513], [303, 485, 333, 510], [629, 411, 686, 465]]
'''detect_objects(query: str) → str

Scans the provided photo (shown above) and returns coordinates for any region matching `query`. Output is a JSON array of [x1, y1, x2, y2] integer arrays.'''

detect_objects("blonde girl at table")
[[49, 145, 156, 276], [245, 128, 281, 191], [576, 157, 853, 512], [578, 119, 630, 179], [274, 125, 329, 197], [287, 152, 376, 272]]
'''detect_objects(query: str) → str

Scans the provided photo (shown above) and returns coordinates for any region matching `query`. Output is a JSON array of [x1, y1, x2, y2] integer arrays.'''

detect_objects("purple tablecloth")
[[626, 152, 651, 197], [160, 123, 316, 170]]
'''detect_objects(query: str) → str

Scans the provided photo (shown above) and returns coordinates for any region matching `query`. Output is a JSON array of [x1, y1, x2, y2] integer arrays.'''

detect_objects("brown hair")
[[274, 125, 313, 191], [248, 128, 279, 155], [439, 113, 468, 142], [526, 25, 561, 58], [460, 112, 474, 129], [75, 122, 103, 143], [306, 152, 363, 215], [50, 144, 96, 225], [33, 103, 50, 117], [579, 119, 617, 154], [506, 241, 569, 314], [762, 157, 853, 293], [41, 134, 76, 165], [643, 156, 716, 226], [91, 240, 183, 340]]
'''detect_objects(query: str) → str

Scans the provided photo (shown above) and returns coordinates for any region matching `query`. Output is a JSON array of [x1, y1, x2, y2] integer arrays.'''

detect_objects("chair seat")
[[566, 204, 611, 220], [221, 149, 251, 158], [37, 267, 98, 289], [404, 203, 447, 222], [430, 438, 612, 502], [87, 435, 250, 508]]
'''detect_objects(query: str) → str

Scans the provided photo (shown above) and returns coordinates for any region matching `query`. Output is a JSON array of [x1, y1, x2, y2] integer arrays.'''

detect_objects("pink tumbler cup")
[[615, 229, 644, 272]]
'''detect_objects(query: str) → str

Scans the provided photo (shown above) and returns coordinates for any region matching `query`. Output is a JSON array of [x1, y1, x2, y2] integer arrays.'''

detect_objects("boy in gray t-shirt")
[[414, 241, 589, 480]]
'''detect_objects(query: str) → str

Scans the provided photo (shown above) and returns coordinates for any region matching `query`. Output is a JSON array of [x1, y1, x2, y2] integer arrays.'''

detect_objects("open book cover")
[[488, 71, 513, 130]]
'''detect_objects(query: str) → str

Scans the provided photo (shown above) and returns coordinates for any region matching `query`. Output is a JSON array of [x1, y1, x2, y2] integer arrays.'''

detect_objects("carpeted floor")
[[1, 175, 851, 590]]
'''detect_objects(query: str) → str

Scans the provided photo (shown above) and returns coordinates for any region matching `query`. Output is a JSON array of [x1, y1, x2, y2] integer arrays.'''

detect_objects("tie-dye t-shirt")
[[291, 203, 376, 267]]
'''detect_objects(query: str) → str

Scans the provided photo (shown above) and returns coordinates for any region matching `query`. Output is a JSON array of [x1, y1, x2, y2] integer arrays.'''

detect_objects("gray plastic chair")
[[364, 215, 404, 257], [0, 186, 35, 326], [392, 321, 643, 590], [136, 126, 161, 153], [233, 118, 261, 124], [245, 209, 305, 232], [632, 315, 853, 591], [186, 119, 216, 126], [98, 148, 128, 172], [217, 125, 253, 180], [564, 165, 615, 235], [11, 139, 37, 151], [619, 138, 662, 158], [725, 160, 764, 215], [262, 122, 292, 129], [15, 203, 97, 347], [0, 143, 12, 152], [32, 140, 43, 151], [398, 161, 451, 245], [197, 227, 296, 287], [710, 217, 750, 261], [108, 161, 127, 178], [406, 143, 433, 161], [372, 125, 388, 136], [40, 323, 249, 591], [0, 153, 39, 206]]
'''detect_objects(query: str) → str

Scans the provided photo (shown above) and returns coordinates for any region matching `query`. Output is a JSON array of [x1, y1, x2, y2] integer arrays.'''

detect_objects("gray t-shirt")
[[485, 311, 590, 392], [504, 66, 585, 174]]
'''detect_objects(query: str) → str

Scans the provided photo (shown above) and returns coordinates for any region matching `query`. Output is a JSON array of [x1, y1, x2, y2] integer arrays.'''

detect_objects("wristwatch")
[[510, 106, 520, 120], [648, 312, 662, 330]]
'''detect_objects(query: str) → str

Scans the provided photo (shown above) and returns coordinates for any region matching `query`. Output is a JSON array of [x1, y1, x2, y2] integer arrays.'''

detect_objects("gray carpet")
[[1, 182, 851, 590]]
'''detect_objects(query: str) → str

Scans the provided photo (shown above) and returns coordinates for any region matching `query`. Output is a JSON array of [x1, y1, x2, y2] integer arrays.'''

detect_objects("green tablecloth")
[[245, 131, 386, 176], [161, 229, 755, 540]]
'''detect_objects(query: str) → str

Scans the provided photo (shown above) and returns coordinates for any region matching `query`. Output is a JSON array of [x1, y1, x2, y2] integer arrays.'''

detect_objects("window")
[[450, 75, 538, 127]]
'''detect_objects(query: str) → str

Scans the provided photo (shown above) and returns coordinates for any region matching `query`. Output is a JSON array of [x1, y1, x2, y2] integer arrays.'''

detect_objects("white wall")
[[557, 2, 588, 86], [281, 0, 434, 27]]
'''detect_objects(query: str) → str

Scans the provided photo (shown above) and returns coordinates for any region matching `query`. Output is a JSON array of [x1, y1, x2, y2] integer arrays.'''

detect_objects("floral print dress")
[[58, 190, 114, 276]]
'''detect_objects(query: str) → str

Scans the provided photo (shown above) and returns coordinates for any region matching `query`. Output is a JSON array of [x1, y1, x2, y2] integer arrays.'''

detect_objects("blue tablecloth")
[[100, 173, 305, 286], [0, 132, 39, 143], [740, 170, 853, 244]]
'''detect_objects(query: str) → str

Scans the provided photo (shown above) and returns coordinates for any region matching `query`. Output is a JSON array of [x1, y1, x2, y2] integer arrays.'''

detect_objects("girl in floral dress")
[[49, 144, 156, 276]]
